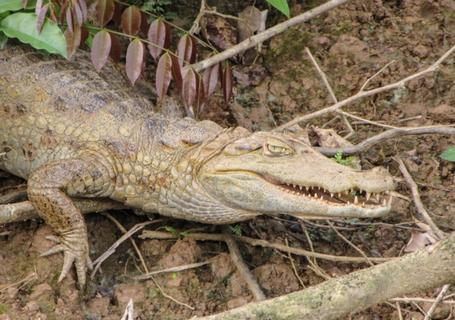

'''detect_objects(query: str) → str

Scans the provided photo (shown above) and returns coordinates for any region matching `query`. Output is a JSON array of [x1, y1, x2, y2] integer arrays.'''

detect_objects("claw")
[[39, 233, 90, 288], [40, 244, 66, 257], [45, 235, 61, 243]]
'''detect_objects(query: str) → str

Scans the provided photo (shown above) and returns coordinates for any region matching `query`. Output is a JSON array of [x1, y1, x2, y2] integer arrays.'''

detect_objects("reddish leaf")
[[147, 19, 170, 60], [91, 30, 111, 71], [109, 33, 122, 62], [59, 0, 68, 24], [65, 6, 73, 33], [76, 0, 88, 21], [36, 4, 49, 33], [35, 0, 43, 15], [155, 53, 172, 101], [93, 0, 115, 27], [176, 34, 197, 68], [49, 4, 58, 22], [80, 26, 89, 45], [182, 68, 197, 113], [65, 24, 82, 59], [195, 72, 206, 114], [222, 64, 233, 103], [72, 1, 84, 27], [202, 63, 220, 98], [170, 54, 182, 93], [125, 39, 144, 85], [140, 12, 149, 35], [121, 6, 141, 36], [112, 2, 124, 26]]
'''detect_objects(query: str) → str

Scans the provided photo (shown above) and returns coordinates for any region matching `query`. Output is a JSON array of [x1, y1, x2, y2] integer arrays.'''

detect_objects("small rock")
[[413, 44, 429, 58], [312, 36, 332, 49], [226, 297, 249, 309], [210, 253, 235, 280], [87, 296, 111, 317], [253, 263, 300, 295], [24, 301, 40, 313], [157, 239, 201, 269], [115, 283, 146, 309], [29, 283, 53, 301]]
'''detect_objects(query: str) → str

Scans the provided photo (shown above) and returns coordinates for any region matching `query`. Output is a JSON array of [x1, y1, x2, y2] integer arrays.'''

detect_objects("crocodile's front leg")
[[27, 155, 115, 287]]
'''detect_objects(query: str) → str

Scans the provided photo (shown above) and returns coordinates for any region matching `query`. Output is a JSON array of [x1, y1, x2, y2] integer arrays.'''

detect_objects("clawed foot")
[[41, 233, 92, 288]]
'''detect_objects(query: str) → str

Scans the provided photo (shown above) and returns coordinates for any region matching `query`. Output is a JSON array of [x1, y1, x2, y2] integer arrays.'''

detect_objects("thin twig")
[[285, 238, 305, 288], [223, 230, 266, 301], [317, 126, 455, 156], [140, 230, 392, 264], [359, 60, 396, 92], [190, 0, 351, 72], [91, 220, 155, 278], [133, 261, 211, 280], [304, 47, 354, 138], [189, 0, 207, 35], [149, 276, 195, 310], [390, 297, 455, 304], [338, 111, 398, 129], [396, 302, 404, 320], [424, 285, 451, 320], [275, 43, 455, 131], [0, 272, 37, 293], [326, 221, 375, 266], [101, 213, 151, 274], [396, 158, 446, 240]]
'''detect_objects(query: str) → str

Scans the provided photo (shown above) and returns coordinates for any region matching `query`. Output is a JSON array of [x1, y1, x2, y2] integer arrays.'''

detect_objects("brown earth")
[[1, 0, 455, 319]]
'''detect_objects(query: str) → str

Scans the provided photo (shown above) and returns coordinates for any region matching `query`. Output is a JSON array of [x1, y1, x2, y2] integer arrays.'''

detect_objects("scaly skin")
[[0, 45, 395, 287]]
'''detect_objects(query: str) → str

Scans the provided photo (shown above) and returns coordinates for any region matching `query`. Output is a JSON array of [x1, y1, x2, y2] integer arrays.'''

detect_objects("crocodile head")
[[193, 130, 395, 221]]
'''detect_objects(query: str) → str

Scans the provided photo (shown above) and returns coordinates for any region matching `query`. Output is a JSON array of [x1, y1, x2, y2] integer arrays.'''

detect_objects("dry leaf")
[[91, 30, 111, 71], [125, 39, 144, 85]]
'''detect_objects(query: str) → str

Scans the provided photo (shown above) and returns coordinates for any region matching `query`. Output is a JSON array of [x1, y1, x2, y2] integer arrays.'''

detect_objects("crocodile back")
[[0, 45, 154, 178]]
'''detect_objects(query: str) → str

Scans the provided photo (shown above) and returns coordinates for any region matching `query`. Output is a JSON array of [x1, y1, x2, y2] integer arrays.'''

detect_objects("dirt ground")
[[1, 0, 455, 319]]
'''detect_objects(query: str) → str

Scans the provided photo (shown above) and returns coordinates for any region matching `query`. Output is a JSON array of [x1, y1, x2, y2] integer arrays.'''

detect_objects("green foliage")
[[164, 226, 189, 238], [0, 303, 8, 314], [333, 151, 356, 167], [0, 32, 7, 49], [440, 146, 455, 162], [0, 0, 36, 14], [265, 0, 290, 17], [229, 225, 242, 236], [0, 12, 67, 57], [141, 0, 176, 20]]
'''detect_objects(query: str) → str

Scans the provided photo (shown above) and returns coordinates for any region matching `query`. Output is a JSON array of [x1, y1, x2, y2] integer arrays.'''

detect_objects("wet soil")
[[1, 0, 454, 319]]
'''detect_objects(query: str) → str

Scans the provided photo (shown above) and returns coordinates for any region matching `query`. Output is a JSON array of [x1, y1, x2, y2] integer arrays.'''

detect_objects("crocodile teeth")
[[375, 194, 380, 202], [330, 193, 334, 198], [382, 198, 387, 206], [299, 185, 303, 190], [354, 196, 358, 204], [313, 193, 317, 197], [366, 192, 371, 201]]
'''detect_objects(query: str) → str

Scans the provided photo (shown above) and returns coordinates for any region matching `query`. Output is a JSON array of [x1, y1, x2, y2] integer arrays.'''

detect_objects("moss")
[[0, 303, 9, 314]]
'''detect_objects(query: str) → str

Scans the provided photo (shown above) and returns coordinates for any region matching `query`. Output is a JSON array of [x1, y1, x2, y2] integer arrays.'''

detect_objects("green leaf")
[[441, 146, 455, 162], [0, 0, 36, 13], [0, 32, 7, 49], [0, 12, 67, 58], [266, 0, 290, 17]]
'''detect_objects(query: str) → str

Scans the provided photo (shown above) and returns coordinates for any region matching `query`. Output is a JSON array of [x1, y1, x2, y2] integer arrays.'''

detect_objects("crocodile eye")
[[264, 139, 294, 157]]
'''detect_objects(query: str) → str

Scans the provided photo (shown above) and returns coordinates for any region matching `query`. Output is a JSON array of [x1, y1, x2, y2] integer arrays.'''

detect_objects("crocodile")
[[0, 45, 395, 287]]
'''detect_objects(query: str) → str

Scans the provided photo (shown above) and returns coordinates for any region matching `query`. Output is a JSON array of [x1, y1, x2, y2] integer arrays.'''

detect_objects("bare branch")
[[224, 231, 266, 301], [274, 43, 455, 131], [396, 158, 446, 240], [195, 233, 455, 320], [317, 125, 455, 156], [190, 0, 351, 73]]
